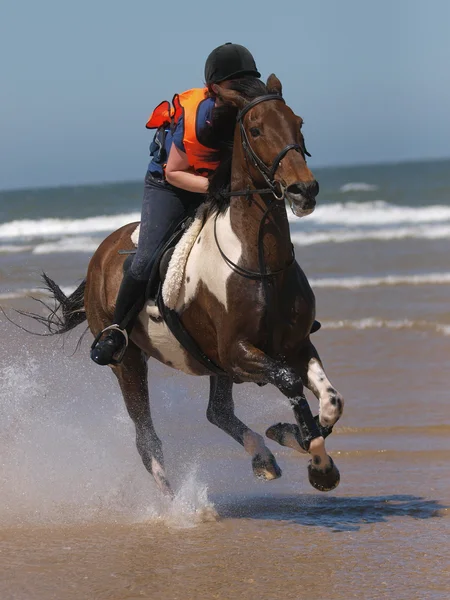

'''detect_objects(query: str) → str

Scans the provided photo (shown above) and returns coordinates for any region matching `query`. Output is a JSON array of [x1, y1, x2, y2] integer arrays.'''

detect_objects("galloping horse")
[[40, 75, 344, 497]]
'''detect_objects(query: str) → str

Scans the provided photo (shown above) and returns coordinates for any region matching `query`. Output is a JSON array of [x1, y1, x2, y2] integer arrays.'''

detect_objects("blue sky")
[[1, 0, 449, 189]]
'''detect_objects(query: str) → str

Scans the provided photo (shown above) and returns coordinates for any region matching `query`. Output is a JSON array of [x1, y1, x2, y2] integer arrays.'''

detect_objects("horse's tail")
[[40, 273, 87, 334], [6, 273, 88, 337]]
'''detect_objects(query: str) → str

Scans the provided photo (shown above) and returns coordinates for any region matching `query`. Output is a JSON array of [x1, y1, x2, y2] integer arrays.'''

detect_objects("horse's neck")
[[228, 148, 293, 272]]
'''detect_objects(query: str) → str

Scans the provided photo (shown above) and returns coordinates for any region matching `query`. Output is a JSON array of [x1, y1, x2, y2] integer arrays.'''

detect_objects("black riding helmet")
[[204, 42, 261, 84]]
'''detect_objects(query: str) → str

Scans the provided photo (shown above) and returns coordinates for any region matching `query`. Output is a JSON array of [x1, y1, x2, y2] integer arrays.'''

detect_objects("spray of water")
[[0, 338, 218, 529]]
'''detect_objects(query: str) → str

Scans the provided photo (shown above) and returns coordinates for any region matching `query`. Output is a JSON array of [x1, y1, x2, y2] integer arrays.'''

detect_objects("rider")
[[90, 43, 262, 366]]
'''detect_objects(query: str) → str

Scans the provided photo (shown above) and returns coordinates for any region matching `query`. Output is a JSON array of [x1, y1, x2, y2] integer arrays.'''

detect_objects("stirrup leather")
[[91, 324, 129, 365]]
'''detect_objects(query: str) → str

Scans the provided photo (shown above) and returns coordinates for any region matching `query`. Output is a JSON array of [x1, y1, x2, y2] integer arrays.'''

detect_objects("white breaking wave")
[[310, 272, 450, 289], [292, 224, 450, 245], [1, 202, 450, 242], [340, 182, 378, 193], [1, 202, 450, 253], [323, 318, 450, 336], [32, 236, 100, 254], [290, 201, 450, 227], [0, 244, 34, 254], [0, 212, 141, 241]]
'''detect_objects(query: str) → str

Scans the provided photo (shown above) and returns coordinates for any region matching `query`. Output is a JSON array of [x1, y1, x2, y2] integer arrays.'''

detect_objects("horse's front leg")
[[207, 376, 282, 480], [230, 342, 340, 491], [298, 340, 345, 428], [267, 339, 344, 464]]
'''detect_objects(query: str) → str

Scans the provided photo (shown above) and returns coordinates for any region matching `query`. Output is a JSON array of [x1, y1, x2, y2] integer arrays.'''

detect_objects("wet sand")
[[1, 500, 448, 600], [1, 309, 450, 599]]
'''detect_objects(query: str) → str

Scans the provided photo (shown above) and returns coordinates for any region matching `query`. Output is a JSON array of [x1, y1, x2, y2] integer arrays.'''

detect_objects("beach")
[[1, 159, 449, 599]]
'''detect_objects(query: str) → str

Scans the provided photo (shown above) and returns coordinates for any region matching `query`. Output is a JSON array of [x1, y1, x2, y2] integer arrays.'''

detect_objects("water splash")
[[157, 467, 218, 529], [0, 343, 218, 529]]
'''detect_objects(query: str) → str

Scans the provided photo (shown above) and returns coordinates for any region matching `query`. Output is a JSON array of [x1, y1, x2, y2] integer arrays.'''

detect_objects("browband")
[[237, 94, 285, 121]]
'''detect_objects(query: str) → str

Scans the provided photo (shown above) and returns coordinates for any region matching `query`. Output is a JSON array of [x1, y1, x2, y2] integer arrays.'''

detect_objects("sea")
[[0, 159, 449, 599]]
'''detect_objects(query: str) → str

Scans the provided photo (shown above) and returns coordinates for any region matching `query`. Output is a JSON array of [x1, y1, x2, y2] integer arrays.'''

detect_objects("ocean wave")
[[1, 202, 450, 244], [290, 201, 450, 226], [0, 212, 140, 241], [32, 237, 100, 254], [340, 182, 378, 193], [310, 272, 450, 289], [322, 318, 450, 336], [292, 223, 450, 245], [0, 244, 34, 254]]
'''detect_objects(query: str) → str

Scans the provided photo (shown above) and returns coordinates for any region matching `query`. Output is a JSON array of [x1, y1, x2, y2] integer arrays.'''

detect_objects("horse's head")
[[214, 74, 318, 217]]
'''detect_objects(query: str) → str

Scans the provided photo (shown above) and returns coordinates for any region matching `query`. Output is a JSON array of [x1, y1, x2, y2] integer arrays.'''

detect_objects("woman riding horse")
[[91, 42, 263, 366], [35, 64, 343, 495]]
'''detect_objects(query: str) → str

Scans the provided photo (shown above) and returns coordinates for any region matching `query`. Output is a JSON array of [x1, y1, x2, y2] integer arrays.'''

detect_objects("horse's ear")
[[212, 84, 247, 110], [266, 74, 282, 96]]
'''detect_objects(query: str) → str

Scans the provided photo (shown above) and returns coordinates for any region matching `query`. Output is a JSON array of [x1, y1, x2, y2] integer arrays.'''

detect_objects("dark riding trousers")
[[129, 172, 205, 282]]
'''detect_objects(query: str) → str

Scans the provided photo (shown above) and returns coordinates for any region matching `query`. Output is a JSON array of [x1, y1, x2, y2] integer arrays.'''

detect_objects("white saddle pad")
[[131, 203, 208, 309]]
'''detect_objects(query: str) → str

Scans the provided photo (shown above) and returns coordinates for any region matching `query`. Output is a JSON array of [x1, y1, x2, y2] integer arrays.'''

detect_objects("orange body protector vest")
[[146, 88, 219, 174]]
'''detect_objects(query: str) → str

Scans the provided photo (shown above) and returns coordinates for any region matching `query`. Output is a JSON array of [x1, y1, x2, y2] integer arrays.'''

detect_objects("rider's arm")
[[165, 144, 209, 193]]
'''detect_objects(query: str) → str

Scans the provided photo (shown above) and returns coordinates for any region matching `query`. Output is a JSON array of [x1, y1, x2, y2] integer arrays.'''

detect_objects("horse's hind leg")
[[112, 342, 173, 497], [207, 376, 282, 481]]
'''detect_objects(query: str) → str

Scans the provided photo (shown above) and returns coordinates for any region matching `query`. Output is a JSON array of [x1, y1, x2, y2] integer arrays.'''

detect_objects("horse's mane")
[[206, 77, 269, 214]]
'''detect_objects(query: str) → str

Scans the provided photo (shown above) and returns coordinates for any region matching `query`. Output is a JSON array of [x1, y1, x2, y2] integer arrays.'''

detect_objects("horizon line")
[[1, 155, 449, 194]]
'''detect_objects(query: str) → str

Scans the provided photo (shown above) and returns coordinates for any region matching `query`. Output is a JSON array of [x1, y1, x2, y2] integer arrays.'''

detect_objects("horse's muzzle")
[[286, 180, 319, 217]]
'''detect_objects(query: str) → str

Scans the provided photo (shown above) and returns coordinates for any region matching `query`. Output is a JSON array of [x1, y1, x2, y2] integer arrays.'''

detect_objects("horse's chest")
[[176, 212, 242, 311]]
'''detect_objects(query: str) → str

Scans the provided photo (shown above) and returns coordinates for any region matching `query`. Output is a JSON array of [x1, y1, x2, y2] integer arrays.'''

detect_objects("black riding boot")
[[90, 272, 147, 366]]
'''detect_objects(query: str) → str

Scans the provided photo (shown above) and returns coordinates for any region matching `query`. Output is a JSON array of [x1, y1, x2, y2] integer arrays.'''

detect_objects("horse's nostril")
[[286, 183, 304, 196], [286, 181, 319, 198], [309, 180, 319, 197]]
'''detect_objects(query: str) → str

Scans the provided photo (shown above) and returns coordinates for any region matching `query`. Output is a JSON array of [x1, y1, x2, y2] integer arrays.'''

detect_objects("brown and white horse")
[[39, 75, 344, 497]]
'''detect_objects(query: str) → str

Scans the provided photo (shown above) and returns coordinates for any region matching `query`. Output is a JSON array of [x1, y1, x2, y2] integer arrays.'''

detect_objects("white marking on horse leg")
[[306, 358, 345, 427], [151, 457, 173, 497], [243, 431, 271, 458], [309, 436, 332, 471], [244, 431, 281, 480]]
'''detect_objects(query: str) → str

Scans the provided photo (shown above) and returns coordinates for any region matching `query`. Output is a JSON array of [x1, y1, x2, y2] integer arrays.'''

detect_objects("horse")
[[35, 74, 344, 498]]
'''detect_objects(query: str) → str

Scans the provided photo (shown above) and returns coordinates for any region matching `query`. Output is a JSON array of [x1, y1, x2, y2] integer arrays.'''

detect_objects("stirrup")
[[91, 324, 129, 366]]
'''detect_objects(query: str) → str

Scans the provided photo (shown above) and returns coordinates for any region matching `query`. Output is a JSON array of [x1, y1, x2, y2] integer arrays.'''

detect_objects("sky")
[[1, 0, 449, 190]]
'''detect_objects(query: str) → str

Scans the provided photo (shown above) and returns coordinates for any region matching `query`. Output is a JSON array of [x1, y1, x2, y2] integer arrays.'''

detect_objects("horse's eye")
[[249, 127, 261, 137]]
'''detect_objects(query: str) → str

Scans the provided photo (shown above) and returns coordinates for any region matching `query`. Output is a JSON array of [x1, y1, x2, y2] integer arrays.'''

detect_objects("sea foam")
[[1, 202, 450, 253], [0, 212, 141, 240], [310, 272, 450, 289], [340, 182, 378, 192]]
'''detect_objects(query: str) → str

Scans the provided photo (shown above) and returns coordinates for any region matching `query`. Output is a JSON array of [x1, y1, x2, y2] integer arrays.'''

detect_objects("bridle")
[[236, 94, 309, 199], [214, 93, 310, 286]]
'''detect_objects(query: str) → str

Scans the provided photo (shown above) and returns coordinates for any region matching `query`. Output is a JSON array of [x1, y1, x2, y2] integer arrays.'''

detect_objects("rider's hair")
[[206, 77, 269, 214]]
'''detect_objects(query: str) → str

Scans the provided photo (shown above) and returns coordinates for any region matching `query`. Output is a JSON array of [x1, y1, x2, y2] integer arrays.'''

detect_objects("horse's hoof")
[[252, 452, 282, 481], [308, 457, 340, 492]]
